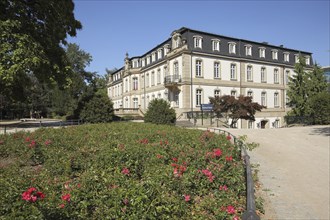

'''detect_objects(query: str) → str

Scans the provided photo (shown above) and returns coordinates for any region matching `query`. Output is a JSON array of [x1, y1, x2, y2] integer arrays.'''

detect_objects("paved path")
[[222, 126, 330, 220]]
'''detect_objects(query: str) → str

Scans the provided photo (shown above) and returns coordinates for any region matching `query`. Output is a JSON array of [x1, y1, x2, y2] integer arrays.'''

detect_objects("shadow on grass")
[[309, 126, 330, 137]]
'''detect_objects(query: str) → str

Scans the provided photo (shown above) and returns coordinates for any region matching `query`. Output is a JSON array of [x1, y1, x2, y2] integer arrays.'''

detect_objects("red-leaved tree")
[[209, 95, 266, 128]]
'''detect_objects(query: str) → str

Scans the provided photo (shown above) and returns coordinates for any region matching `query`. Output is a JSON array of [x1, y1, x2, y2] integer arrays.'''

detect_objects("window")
[[261, 67, 266, 83], [231, 90, 237, 97], [274, 92, 279, 107], [295, 55, 299, 63], [147, 56, 151, 65], [247, 91, 253, 100], [174, 92, 179, 107], [157, 49, 162, 59], [196, 89, 202, 106], [229, 42, 236, 54], [174, 62, 179, 76], [157, 69, 161, 84], [259, 47, 266, 58], [125, 98, 129, 108], [247, 65, 253, 81], [273, 119, 280, 128], [214, 90, 221, 97], [212, 40, 220, 51], [284, 52, 290, 62], [158, 93, 161, 99], [272, 50, 278, 60], [133, 98, 138, 109], [214, 62, 220, 78], [230, 63, 237, 80], [305, 56, 310, 65], [151, 71, 155, 86], [261, 92, 267, 106], [285, 70, 290, 85], [133, 77, 138, 90], [164, 45, 169, 56], [133, 60, 139, 68], [194, 36, 203, 48], [196, 60, 202, 77], [245, 45, 252, 56], [141, 75, 145, 88], [146, 73, 149, 87], [125, 79, 128, 92], [142, 59, 145, 67], [274, 69, 279, 84], [248, 121, 254, 129], [152, 53, 156, 62]]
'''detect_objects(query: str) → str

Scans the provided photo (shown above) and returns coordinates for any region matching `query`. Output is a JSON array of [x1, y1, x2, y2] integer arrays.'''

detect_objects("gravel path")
[[223, 125, 330, 220]]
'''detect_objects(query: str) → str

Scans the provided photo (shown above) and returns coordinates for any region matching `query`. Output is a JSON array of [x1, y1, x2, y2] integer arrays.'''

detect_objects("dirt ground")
[[224, 125, 330, 220]]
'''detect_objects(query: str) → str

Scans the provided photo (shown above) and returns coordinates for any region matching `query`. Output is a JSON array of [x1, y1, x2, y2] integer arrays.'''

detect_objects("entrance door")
[[261, 120, 268, 129]]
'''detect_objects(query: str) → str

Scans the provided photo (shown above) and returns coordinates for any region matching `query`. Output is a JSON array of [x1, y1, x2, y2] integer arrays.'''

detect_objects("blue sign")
[[200, 104, 213, 111]]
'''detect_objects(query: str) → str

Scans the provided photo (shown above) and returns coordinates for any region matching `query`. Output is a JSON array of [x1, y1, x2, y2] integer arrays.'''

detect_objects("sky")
[[68, 0, 330, 75]]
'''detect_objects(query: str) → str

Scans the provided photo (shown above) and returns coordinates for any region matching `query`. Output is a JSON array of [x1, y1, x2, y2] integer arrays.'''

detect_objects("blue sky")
[[69, 0, 330, 75]]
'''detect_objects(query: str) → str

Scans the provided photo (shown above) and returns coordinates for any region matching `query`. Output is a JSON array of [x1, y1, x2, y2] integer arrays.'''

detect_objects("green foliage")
[[287, 57, 327, 119], [0, 123, 257, 219], [308, 92, 330, 125], [144, 99, 176, 125], [80, 93, 114, 123], [210, 95, 265, 128]]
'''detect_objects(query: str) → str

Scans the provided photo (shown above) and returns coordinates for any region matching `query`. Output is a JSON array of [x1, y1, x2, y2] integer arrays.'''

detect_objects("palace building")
[[107, 27, 313, 129]]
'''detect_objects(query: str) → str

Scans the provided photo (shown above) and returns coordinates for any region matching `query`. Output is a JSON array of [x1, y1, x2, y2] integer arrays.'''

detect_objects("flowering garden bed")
[[0, 122, 259, 219]]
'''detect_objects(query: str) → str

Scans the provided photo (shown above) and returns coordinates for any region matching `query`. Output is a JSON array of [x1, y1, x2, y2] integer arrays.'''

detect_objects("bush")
[[80, 93, 114, 123], [144, 99, 176, 125], [0, 123, 257, 219], [308, 92, 330, 125]]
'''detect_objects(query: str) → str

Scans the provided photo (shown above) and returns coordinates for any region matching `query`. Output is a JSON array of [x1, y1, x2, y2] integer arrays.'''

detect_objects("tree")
[[144, 99, 176, 125], [308, 92, 330, 125], [0, 0, 82, 101], [287, 56, 328, 118], [209, 95, 265, 128], [80, 93, 114, 124]]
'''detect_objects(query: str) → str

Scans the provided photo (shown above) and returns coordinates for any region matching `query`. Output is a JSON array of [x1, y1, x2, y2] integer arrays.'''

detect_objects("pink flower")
[[233, 216, 239, 220], [226, 135, 231, 140], [61, 194, 71, 202], [172, 157, 178, 162], [45, 140, 51, 146], [219, 185, 228, 191], [121, 167, 130, 175], [22, 187, 45, 202], [25, 137, 31, 142], [226, 205, 236, 214], [213, 148, 222, 157], [29, 140, 36, 148], [202, 169, 215, 182], [59, 203, 65, 208], [226, 156, 233, 161], [184, 194, 191, 202]]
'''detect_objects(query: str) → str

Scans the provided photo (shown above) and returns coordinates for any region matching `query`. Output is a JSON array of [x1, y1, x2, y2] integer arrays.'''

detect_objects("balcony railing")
[[164, 75, 182, 85]]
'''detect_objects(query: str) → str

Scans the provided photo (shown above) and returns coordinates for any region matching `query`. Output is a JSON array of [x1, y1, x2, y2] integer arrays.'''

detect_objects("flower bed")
[[0, 122, 251, 219]]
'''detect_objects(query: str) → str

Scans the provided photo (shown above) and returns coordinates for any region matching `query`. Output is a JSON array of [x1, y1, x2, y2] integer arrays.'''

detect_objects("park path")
[[223, 125, 330, 220]]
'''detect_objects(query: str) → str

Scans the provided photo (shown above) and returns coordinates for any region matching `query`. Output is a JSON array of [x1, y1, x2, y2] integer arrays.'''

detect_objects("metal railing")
[[207, 127, 260, 220], [0, 119, 82, 135], [164, 75, 182, 84]]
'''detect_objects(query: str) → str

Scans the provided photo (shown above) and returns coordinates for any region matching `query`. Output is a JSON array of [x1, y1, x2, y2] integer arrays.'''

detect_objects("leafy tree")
[[80, 93, 114, 124], [144, 99, 176, 125], [209, 95, 265, 128], [0, 0, 82, 101], [308, 92, 330, 125]]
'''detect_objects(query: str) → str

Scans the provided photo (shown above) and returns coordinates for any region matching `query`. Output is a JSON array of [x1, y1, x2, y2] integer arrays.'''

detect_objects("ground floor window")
[[248, 120, 254, 129]]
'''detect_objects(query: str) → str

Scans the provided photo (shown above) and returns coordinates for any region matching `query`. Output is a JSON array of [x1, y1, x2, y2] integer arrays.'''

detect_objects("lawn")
[[0, 122, 252, 219]]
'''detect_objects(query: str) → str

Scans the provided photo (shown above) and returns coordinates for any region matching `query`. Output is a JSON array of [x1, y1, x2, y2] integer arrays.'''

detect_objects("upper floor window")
[[133, 77, 138, 90], [305, 56, 310, 65], [272, 50, 278, 60], [274, 69, 279, 84], [125, 78, 129, 92], [259, 47, 266, 58], [245, 45, 252, 56], [284, 52, 290, 62], [174, 62, 179, 75], [157, 49, 162, 59], [295, 55, 299, 63], [141, 59, 145, 67], [146, 73, 150, 87], [133, 60, 139, 68], [212, 40, 220, 51], [261, 92, 267, 106], [274, 92, 279, 107], [230, 63, 237, 80], [247, 65, 253, 81], [214, 90, 221, 97], [151, 53, 156, 62], [164, 44, 169, 56], [157, 69, 161, 84], [151, 71, 155, 86], [196, 60, 202, 77], [248, 121, 254, 129], [285, 70, 290, 85], [193, 36, 203, 48], [147, 56, 151, 65], [214, 62, 220, 78], [261, 67, 267, 83], [229, 42, 236, 54]]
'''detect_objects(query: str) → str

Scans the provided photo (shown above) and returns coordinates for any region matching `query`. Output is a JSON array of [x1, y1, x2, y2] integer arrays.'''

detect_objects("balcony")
[[164, 75, 182, 87]]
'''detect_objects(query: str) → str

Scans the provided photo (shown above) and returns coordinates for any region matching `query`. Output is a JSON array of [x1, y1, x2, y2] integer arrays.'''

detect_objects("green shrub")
[[144, 99, 176, 125], [308, 92, 330, 125], [0, 123, 258, 219]]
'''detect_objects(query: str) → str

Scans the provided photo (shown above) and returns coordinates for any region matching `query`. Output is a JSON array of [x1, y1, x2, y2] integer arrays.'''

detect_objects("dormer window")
[[193, 36, 203, 48], [164, 44, 169, 56], [272, 49, 278, 60], [229, 42, 236, 54], [259, 47, 266, 58], [284, 52, 290, 62], [305, 56, 310, 65], [151, 52, 156, 62], [245, 45, 252, 56], [157, 49, 162, 59], [146, 55, 151, 65], [295, 54, 299, 63], [212, 39, 220, 51]]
